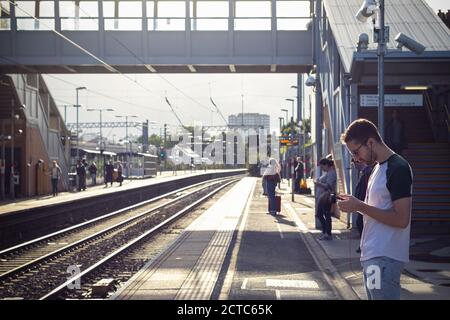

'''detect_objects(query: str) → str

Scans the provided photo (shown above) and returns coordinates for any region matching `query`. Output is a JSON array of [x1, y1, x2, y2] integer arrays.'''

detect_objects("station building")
[[311, 0, 450, 223]]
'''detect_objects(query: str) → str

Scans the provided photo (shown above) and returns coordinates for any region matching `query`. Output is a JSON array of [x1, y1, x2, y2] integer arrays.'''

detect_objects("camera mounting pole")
[[377, 0, 386, 137]]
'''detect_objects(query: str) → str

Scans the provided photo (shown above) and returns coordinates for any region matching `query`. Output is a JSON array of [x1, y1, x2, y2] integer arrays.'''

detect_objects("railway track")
[[0, 178, 237, 300]]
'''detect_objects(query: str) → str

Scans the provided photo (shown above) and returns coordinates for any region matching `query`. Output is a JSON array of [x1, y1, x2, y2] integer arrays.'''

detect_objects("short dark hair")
[[340, 118, 382, 145], [319, 158, 334, 167]]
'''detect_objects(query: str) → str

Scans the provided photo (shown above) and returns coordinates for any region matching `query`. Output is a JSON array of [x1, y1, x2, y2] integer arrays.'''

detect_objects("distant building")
[[228, 113, 270, 131]]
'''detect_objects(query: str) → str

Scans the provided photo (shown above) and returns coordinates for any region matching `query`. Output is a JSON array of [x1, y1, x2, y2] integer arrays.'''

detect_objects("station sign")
[[360, 94, 423, 107]]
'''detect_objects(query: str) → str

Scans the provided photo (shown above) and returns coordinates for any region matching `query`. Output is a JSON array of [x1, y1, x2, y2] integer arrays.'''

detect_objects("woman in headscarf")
[[263, 158, 281, 215]]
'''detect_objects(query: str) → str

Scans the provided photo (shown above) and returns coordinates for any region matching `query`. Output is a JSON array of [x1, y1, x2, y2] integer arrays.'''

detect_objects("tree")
[[149, 134, 162, 147]]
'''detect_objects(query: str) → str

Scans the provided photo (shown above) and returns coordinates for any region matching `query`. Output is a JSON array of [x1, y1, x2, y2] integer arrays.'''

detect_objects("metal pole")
[[76, 96, 79, 161], [1, 120, 5, 200], [163, 123, 167, 170], [10, 100, 15, 199], [378, 0, 385, 137], [298, 74, 306, 179], [99, 110, 103, 152], [291, 114, 294, 202], [64, 105, 67, 123], [125, 116, 129, 178], [279, 117, 283, 175], [241, 94, 244, 126], [99, 110, 103, 179], [291, 100, 295, 126], [75, 92, 80, 192]]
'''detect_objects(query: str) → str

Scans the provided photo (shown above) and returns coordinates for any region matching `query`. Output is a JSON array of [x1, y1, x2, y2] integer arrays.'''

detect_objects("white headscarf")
[[263, 158, 280, 176]]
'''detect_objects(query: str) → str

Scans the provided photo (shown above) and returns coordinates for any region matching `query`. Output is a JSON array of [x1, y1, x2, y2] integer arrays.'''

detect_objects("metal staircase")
[[403, 143, 450, 222]]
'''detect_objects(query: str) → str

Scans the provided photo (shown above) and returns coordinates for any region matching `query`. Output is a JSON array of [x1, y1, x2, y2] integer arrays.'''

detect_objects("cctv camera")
[[305, 75, 316, 87], [357, 33, 369, 52], [394, 33, 426, 55], [355, 0, 378, 23]]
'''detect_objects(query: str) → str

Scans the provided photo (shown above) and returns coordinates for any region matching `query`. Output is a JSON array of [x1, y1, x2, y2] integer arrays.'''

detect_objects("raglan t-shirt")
[[360, 154, 413, 263]]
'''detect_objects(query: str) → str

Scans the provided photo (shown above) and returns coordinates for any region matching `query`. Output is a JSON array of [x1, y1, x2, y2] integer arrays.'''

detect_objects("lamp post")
[[143, 120, 158, 153], [281, 109, 288, 127], [75, 87, 86, 161], [87, 108, 114, 179], [278, 117, 284, 136], [377, 0, 386, 137], [278, 116, 284, 174], [286, 98, 295, 124], [291, 85, 306, 180], [74, 87, 86, 192], [286, 98, 296, 202], [280, 108, 289, 185], [115, 115, 138, 178], [355, 0, 385, 136], [291, 83, 302, 123]]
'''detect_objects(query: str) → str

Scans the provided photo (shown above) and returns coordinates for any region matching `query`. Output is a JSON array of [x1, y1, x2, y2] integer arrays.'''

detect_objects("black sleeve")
[[387, 165, 412, 202]]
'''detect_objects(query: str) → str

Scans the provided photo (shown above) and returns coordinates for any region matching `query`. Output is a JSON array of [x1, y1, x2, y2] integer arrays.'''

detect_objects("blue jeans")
[[51, 178, 58, 196], [316, 195, 332, 236], [361, 256, 404, 300], [266, 179, 277, 213]]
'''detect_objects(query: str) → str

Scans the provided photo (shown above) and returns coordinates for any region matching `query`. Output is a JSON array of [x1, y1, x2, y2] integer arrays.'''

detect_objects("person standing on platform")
[[314, 158, 336, 240], [385, 110, 406, 156], [263, 158, 281, 215], [260, 159, 269, 196], [117, 161, 124, 187], [76, 159, 86, 191], [81, 159, 88, 190], [105, 160, 114, 187], [294, 156, 304, 193], [338, 118, 413, 300], [47, 160, 62, 197], [351, 159, 374, 253], [89, 161, 97, 186]]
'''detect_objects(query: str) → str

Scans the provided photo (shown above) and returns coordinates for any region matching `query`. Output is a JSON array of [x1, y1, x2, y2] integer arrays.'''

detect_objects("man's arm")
[[337, 195, 411, 228]]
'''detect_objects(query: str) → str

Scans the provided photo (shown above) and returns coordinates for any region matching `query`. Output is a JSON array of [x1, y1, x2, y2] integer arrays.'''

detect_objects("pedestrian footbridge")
[[0, 0, 313, 73]]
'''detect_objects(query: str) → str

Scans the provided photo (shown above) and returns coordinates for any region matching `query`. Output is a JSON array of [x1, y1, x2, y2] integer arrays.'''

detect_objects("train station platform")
[[113, 177, 450, 300], [113, 177, 257, 300], [0, 169, 244, 216]]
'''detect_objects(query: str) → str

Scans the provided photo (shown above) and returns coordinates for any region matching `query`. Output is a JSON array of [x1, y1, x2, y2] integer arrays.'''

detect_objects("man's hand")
[[337, 194, 364, 213]]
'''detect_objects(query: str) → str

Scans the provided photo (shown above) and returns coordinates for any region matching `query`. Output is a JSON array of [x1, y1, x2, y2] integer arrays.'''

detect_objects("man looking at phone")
[[337, 119, 413, 300]]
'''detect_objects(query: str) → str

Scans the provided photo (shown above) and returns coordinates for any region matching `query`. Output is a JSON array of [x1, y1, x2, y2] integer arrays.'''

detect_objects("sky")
[[43, 0, 449, 142]]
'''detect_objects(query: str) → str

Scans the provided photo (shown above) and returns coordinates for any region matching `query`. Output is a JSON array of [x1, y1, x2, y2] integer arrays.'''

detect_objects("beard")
[[363, 146, 376, 166]]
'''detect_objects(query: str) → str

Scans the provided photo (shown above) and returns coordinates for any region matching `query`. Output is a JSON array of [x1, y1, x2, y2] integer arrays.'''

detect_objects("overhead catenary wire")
[[209, 97, 228, 126], [209, 82, 227, 125], [44, 74, 169, 113], [110, 36, 213, 113], [70, 3, 212, 118], [164, 97, 185, 127], [6, 1, 189, 124]]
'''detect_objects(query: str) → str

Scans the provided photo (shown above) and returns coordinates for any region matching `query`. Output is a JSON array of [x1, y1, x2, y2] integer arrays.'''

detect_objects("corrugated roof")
[[324, 0, 450, 73]]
